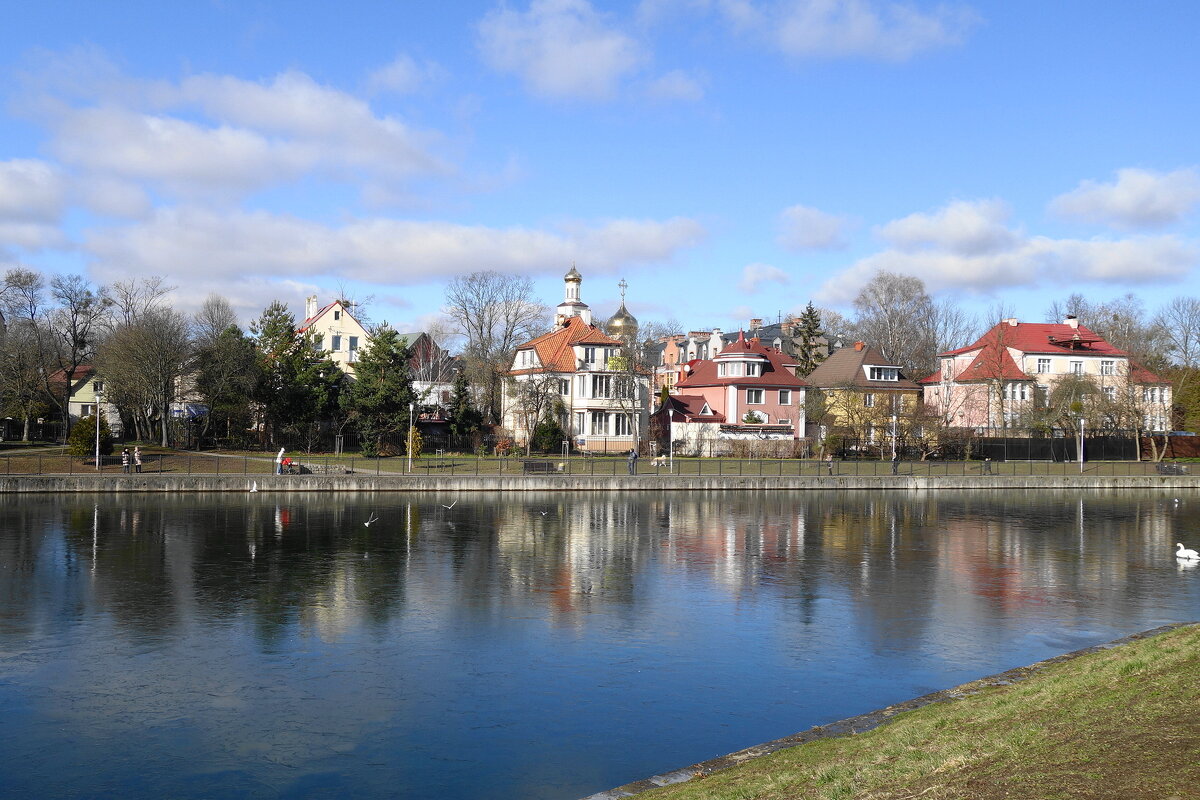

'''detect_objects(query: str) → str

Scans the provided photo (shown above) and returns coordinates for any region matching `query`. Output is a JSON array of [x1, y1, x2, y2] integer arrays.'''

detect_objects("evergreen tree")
[[344, 325, 417, 457], [447, 371, 483, 439], [251, 301, 343, 449], [795, 301, 827, 376], [67, 413, 113, 459], [530, 411, 567, 453]]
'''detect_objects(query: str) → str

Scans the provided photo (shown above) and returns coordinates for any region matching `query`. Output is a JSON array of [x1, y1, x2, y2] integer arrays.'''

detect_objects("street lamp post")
[[1079, 416, 1085, 474], [407, 402, 415, 474], [94, 392, 103, 472]]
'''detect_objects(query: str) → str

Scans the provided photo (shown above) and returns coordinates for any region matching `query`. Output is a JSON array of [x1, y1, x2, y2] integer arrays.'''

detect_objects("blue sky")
[[2, 1, 1199, 339]]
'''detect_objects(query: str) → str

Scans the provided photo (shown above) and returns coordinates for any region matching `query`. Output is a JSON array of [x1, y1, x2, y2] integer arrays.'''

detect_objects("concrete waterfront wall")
[[3, 473, 1200, 493]]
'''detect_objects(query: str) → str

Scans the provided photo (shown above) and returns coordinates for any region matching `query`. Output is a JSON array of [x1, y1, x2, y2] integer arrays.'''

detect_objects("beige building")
[[298, 296, 371, 377]]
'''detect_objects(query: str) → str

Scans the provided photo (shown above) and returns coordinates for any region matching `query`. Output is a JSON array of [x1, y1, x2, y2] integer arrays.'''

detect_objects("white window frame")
[[331, 335, 342, 352], [778, 389, 791, 405], [1037, 358, 1051, 374], [864, 393, 875, 408], [746, 388, 764, 404], [868, 366, 899, 381], [1100, 360, 1114, 376], [1070, 360, 1083, 375]]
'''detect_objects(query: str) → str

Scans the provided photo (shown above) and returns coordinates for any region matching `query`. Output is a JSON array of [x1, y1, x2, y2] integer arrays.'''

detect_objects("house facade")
[[803, 341, 922, 449], [502, 268, 651, 453], [298, 296, 370, 377], [656, 331, 807, 456], [921, 317, 1172, 432]]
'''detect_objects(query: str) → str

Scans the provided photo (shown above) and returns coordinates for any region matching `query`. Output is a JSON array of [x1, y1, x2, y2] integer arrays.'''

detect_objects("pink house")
[[653, 332, 808, 456]]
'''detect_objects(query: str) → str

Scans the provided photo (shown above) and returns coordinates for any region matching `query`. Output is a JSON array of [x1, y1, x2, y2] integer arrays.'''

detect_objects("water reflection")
[[0, 490, 1196, 799]]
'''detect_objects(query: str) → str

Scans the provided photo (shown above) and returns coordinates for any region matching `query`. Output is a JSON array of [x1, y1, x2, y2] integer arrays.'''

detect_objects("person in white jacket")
[[275, 447, 286, 475]]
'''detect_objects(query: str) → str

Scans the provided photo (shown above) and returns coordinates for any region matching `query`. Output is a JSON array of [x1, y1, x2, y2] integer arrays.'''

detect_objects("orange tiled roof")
[[510, 316, 624, 374]]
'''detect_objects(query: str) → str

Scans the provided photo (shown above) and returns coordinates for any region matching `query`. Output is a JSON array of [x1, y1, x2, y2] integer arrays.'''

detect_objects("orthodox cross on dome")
[[618, 278, 628, 301]]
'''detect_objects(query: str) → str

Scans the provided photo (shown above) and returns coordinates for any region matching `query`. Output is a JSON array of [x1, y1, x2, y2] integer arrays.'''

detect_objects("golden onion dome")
[[608, 301, 638, 336]]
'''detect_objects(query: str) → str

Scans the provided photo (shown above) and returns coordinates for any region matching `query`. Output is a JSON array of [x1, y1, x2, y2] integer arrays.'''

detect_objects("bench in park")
[[1155, 462, 1189, 475], [521, 460, 560, 474]]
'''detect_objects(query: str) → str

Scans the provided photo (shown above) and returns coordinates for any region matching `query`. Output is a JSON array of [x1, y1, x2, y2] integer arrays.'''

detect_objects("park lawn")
[[638, 624, 1200, 800]]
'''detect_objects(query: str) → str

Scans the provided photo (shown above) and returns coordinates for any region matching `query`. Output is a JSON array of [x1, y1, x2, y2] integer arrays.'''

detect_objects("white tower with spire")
[[555, 264, 592, 326]]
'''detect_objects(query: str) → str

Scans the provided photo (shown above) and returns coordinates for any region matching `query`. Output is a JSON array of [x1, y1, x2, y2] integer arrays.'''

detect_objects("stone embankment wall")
[[3, 474, 1200, 493]]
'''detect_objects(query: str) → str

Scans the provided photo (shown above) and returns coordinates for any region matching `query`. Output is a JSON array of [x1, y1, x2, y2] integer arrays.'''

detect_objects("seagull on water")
[[1176, 542, 1200, 560], [442, 500, 457, 510], [364, 513, 379, 527], [249, 481, 258, 493]]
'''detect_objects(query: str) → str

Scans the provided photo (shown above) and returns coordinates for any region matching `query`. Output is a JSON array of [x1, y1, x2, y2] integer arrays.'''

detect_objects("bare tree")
[[96, 308, 194, 446], [105, 276, 173, 328], [193, 295, 239, 348], [1155, 296, 1200, 369], [851, 271, 935, 377], [443, 271, 547, 424]]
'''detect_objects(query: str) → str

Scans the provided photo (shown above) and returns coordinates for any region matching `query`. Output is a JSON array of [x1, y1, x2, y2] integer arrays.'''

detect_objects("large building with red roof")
[[652, 332, 807, 456], [922, 317, 1171, 430], [502, 268, 651, 453]]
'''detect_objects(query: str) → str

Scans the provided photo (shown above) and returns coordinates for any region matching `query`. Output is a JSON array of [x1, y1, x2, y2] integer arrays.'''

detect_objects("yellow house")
[[802, 342, 922, 448], [297, 296, 370, 377]]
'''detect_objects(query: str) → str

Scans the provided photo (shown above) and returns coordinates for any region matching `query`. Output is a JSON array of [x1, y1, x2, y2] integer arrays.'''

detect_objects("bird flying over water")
[[442, 500, 457, 510], [364, 513, 379, 527]]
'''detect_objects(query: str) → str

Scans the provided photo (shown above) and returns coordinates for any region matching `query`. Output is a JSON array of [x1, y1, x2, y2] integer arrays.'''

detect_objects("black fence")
[[833, 429, 1141, 462]]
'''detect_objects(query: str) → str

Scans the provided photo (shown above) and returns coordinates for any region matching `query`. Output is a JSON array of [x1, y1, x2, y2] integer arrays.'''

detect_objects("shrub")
[[67, 415, 114, 460]]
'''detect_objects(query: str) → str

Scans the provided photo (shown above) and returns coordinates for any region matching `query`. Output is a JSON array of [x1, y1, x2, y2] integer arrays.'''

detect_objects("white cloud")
[[778, 203, 850, 250], [774, 0, 979, 60], [1049, 167, 1200, 230], [477, 0, 647, 100], [876, 198, 1019, 255], [24, 58, 450, 205], [644, 69, 705, 102], [0, 159, 66, 222], [815, 198, 1197, 304], [366, 54, 446, 95], [85, 208, 706, 287], [738, 262, 790, 292]]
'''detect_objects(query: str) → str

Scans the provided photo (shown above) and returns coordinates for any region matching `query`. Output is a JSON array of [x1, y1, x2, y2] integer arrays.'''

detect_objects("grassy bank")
[[638, 624, 1199, 800]]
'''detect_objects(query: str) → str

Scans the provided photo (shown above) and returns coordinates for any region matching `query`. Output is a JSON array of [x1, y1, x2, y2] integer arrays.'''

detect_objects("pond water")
[[1, 490, 1197, 799]]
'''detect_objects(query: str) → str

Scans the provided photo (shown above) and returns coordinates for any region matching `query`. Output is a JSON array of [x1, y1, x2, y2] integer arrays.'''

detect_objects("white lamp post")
[[1079, 415, 1085, 474], [407, 402, 415, 474], [94, 392, 103, 472]]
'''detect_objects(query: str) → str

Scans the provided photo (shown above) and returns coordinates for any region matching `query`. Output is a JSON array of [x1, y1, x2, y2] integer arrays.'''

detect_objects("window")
[[778, 389, 791, 405], [746, 389, 764, 404], [717, 363, 726, 377], [1070, 361, 1083, 375], [333, 310, 341, 321], [1100, 360, 1114, 376], [574, 411, 585, 433], [1143, 386, 1160, 403], [1103, 386, 1116, 401], [93, 380, 104, 393], [591, 375, 612, 398], [868, 366, 899, 381], [864, 393, 876, 408], [613, 414, 632, 436], [1003, 383, 1028, 401], [331, 335, 342, 351], [1037, 384, 1049, 407], [590, 411, 609, 435], [746, 362, 760, 377], [312, 334, 324, 351], [80, 404, 94, 417], [778, 419, 791, 426], [348, 336, 358, 352], [582, 346, 595, 364], [1037, 358, 1051, 373], [558, 379, 570, 395]]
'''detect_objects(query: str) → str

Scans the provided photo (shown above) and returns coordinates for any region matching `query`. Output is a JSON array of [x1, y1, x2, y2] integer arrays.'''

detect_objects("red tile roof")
[[1129, 361, 1168, 385], [942, 321, 1126, 358], [676, 333, 806, 389], [955, 344, 1030, 382], [510, 316, 623, 374], [662, 394, 725, 422]]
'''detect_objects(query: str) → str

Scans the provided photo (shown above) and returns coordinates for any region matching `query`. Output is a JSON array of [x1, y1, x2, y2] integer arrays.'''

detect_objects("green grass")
[[638, 624, 1200, 800]]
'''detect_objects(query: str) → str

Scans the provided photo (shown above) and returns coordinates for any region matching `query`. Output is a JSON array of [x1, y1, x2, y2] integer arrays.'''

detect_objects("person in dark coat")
[[627, 448, 638, 475]]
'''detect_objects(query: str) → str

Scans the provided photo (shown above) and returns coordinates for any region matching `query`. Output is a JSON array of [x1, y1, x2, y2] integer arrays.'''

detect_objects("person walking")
[[121, 448, 131, 474], [276, 447, 286, 475], [627, 448, 638, 475], [825, 452, 834, 476], [983, 457, 992, 475], [891, 451, 899, 475], [133, 447, 142, 474]]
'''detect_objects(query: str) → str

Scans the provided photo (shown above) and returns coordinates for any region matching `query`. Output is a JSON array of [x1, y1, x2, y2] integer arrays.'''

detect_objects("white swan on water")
[[1176, 543, 1200, 560]]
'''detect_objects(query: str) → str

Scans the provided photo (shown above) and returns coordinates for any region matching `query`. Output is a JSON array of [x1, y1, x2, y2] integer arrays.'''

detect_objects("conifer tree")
[[344, 325, 417, 457], [447, 371, 483, 439], [795, 301, 827, 376]]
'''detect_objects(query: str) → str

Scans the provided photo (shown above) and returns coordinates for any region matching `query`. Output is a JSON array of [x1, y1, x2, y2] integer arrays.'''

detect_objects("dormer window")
[[583, 346, 596, 364], [868, 366, 899, 381]]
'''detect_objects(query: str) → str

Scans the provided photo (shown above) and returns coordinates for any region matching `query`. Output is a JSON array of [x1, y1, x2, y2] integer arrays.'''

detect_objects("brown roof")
[[509, 316, 623, 374], [803, 343, 920, 390], [662, 394, 725, 422], [676, 333, 807, 389]]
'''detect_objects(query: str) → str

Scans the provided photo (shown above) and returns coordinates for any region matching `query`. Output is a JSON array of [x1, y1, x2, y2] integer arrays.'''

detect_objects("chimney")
[[305, 295, 318, 320], [854, 341, 866, 351], [1005, 318, 1019, 327], [1064, 315, 1079, 329], [749, 318, 762, 331]]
